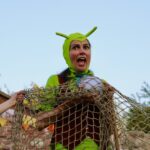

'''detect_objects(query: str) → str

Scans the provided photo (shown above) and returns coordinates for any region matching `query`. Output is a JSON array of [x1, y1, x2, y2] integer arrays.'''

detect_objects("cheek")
[[70, 51, 77, 63], [87, 51, 91, 61]]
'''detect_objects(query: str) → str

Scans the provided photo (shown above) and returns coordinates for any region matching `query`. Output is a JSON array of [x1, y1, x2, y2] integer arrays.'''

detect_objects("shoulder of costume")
[[45, 74, 59, 88]]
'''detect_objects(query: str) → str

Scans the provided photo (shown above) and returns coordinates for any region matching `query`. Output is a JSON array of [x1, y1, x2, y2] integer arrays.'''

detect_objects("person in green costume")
[[46, 26, 97, 88], [47, 27, 104, 150]]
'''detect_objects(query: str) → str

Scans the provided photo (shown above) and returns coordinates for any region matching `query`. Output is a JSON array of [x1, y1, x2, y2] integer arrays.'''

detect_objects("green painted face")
[[56, 27, 97, 72]]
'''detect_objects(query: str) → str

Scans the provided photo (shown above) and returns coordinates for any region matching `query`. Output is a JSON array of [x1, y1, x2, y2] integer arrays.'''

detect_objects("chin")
[[76, 67, 87, 73]]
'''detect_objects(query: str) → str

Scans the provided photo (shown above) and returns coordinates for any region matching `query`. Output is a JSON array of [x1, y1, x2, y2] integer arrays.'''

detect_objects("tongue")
[[78, 60, 85, 66]]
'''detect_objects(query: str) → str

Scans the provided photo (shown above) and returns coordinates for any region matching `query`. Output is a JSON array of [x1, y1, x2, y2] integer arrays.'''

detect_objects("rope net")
[[0, 76, 150, 150]]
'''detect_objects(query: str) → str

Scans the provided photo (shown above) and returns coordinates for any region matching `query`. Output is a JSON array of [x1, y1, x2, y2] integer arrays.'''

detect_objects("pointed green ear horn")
[[85, 26, 97, 37], [56, 32, 69, 39]]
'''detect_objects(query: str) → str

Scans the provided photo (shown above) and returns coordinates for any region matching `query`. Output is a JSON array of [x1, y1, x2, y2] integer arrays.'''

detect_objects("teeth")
[[77, 56, 86, 60], [78, 58, 86, 61], [80, 58, 85, 60], [77, 57, 86, 63]]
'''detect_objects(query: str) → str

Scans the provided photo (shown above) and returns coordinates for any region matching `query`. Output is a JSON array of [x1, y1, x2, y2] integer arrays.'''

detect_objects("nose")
[[79, 46, 85, 53], [79, 49, 85, 56]]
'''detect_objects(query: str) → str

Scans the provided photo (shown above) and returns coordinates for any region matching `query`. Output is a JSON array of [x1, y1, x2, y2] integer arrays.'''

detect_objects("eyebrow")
[[70, 42, 91, 49], [83, 43, 91, 48], [71, 43, 80, 46], [70, 43, 80, 48], [83, 43, 90, 46]]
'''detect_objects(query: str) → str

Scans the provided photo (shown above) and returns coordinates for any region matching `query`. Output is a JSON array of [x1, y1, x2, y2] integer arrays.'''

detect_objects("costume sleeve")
[[45, 75, 59, 88]]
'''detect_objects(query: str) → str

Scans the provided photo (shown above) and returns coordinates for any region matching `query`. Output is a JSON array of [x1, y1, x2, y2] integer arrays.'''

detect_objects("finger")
[[16, 90, 26, 95]]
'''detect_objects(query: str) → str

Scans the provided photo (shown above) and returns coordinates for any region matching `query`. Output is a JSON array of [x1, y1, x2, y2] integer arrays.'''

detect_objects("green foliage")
[[126, 82, 150, 133], [24, 86, 58, 112], [35, 88, 57, 111], [23, 80, 79, 112], [132, 82, 150, 105], [126, 106, 150, 133]]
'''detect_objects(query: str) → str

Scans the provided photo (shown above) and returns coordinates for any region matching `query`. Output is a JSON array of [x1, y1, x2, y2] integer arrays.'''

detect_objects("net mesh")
[[0, 76, 150, 150]]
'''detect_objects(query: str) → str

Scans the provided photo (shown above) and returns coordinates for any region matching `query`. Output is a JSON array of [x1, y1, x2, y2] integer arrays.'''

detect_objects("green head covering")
[[56, 26, 97, 73]]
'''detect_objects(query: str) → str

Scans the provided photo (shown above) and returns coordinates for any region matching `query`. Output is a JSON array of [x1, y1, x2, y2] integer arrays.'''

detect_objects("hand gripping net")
[[0, 76, 150, 150]]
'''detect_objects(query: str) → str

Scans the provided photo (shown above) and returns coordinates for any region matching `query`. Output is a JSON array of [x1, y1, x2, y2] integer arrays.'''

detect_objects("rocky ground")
[[121, 131, 150, 150], [0, 122, 150, 150]]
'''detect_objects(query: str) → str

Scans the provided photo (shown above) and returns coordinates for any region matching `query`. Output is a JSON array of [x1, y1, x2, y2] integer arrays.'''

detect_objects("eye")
[[83, 45, 90, 50], [71, 45, 80, 50]]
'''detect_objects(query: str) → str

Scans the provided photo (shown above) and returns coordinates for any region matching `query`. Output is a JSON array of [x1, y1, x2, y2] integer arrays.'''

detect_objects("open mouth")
[[77, 56, 86, 66]]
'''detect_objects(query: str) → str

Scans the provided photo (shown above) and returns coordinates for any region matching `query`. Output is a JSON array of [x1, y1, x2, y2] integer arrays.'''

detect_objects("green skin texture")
[[46, 27, 97, 88]]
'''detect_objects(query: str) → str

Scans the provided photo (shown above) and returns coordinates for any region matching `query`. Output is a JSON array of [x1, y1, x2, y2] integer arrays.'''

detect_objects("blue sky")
[[0, 0, 150, 96]]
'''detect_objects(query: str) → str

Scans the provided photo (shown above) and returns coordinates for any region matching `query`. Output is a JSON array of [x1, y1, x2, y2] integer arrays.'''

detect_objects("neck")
[[68, 67, 93, 78]]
